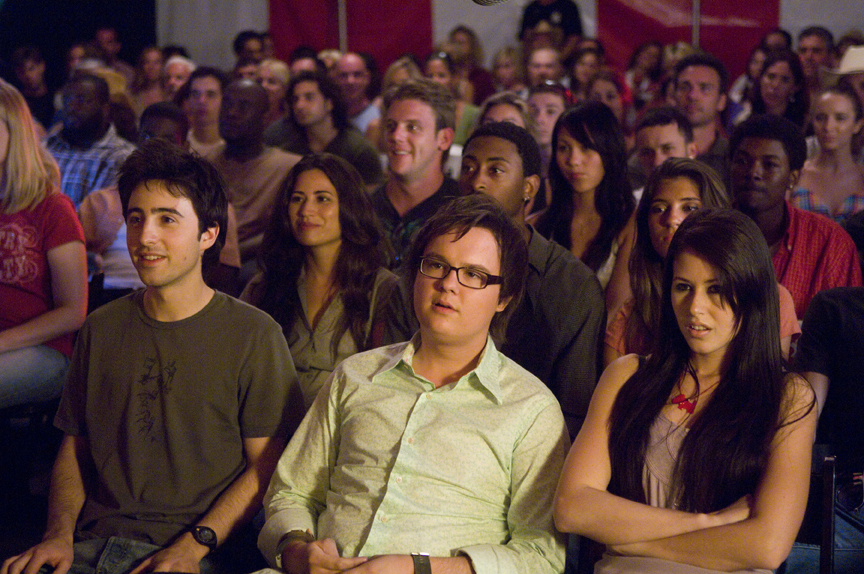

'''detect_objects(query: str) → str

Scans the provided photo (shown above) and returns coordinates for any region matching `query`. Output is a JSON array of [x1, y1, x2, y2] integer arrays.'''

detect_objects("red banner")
[[598, 0, 780, 79], [268, 0, 432, 73]]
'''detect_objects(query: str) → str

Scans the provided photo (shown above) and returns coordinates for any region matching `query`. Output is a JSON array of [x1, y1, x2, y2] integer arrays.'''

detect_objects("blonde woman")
[[258, 58, 290, 129], [0, 80, 87, 408]]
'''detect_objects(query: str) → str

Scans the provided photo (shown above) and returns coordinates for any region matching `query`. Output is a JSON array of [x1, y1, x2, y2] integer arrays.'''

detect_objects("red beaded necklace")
[[670, 370, 720, 414]]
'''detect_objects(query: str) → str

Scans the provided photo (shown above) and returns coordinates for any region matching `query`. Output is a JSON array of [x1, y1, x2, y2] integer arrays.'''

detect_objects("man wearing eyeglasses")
[[257, 194, 568, 574]]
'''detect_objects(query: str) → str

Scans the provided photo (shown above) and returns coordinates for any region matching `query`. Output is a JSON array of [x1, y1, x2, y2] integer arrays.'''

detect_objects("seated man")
[[257, 194, 568, 574], [673, 53, 730, 182], [265, 71, 383, 186], [730, 114, 861, 316], [459, 121, 605, 437], [371, 79, 459, 265], [335, 52, 379, 136], [627, 106, 697, 194], [784, 286, 864, 574], [79, 102, 243, 303], [2, 139, 302, 574], [45, 73, 135, 206], [206, 79, 300, 278]]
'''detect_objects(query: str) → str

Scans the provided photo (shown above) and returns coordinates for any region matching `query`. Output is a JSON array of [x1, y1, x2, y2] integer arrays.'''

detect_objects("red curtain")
[[598, 0, 780, 79], [268, 0, 432, 72]]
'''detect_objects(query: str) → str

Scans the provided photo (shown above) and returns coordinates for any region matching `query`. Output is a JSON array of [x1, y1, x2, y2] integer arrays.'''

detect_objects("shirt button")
[[395, 476, 402, 483], [407, 437, 414, 444], [380, 515, 388, 523]]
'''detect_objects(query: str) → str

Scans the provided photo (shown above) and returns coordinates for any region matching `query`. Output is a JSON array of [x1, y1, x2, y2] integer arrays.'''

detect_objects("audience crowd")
[[2, 6, 864, 574]]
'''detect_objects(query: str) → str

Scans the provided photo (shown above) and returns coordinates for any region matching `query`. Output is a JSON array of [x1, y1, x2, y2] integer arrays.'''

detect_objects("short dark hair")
[[729, 114, 807, 171], [528, 81, 574, 107], [66, 73, 110, 106], [406, 194, 528, 344], [465, 121, 542, 178], [232, 30, 262, 56], [761, 28, 793, 51], [11, 45, 43, 70], [117, 138, 228, 268], [140, 101, 190, 140], [289, 46, 327, 75], [188, 66, 230, 92], [674, 52, 729, 94], [635, 106, 694, 142], [288, 71, 348, 130], [799, 26, 834, 51]]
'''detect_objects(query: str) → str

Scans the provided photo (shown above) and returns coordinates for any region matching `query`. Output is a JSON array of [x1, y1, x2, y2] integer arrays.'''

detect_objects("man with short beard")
[[45, 73, 135, 206]]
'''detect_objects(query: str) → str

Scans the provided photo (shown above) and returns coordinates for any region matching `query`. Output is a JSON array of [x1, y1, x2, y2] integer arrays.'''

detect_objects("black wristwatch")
[[190, 525, 218, 550], [411, 552, 431, 574]]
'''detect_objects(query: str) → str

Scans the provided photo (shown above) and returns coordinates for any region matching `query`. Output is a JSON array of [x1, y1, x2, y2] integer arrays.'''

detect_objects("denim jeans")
[[0, 345, 68, 409], [784, 505, 864, 574], [37, 538, 161, 574], [36, 531, 267, 574]]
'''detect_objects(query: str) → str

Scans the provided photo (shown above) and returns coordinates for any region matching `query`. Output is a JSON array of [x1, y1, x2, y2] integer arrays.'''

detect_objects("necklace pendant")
[[671, 393, 695, 414]]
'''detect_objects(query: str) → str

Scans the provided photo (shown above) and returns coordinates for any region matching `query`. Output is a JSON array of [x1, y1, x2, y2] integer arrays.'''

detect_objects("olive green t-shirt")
[[55, 291, 300, 545]]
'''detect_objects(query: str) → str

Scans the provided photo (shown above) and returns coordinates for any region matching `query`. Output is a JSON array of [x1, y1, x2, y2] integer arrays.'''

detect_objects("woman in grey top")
[[554, 209, 817, 573], [242, 154, 409, 408]]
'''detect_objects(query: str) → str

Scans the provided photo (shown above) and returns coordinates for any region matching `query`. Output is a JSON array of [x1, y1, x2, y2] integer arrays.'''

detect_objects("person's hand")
[[1, 537, 74, 574], [709, 494, 752, 527], [342, 555, 412, 573], [128, 534, 208, 574], [282, 538, 367, 574]]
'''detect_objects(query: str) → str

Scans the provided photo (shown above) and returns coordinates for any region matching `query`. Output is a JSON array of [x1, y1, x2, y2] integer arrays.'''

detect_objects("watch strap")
[[411, 552, 431, 574]]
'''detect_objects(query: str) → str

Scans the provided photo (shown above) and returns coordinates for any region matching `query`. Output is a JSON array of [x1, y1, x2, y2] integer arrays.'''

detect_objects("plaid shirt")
[[791, 187, 864, 225], [773, 201, 862, 317], [45, 125, 135, 207]]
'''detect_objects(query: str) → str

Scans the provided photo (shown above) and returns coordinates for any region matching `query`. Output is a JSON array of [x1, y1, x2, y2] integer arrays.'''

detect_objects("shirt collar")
[[382, 333, 505, 404]]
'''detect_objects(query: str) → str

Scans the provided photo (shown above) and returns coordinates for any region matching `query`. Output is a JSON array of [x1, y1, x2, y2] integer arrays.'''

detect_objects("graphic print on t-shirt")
[[135, 357, 177, 443], [0, 221, 39, 285]]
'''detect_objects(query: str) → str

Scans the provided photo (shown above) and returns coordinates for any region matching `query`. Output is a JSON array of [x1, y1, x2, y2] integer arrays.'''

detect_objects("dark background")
[[0, 0, 156, 90]]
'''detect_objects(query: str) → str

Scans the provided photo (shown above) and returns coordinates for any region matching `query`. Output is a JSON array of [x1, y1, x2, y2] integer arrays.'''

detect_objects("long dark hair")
[[625, 159, 729, 354], [752, 50, 809, 127], [609, 208, 791, 512], [255, 154, 393, 352], [535, 101, 634, 272]]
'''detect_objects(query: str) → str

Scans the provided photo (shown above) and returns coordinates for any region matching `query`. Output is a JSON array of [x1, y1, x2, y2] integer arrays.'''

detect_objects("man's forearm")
[[430, 556, 473, 574], [183, 436, 286, 548], [44, 435, 89, 542]]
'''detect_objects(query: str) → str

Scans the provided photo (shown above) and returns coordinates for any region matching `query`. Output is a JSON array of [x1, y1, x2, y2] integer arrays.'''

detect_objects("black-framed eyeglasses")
[[419, 257, 504, 290]]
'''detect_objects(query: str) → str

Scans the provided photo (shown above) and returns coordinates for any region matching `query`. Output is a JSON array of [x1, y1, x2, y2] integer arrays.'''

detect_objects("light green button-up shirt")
[[259, 335, 569, 574]]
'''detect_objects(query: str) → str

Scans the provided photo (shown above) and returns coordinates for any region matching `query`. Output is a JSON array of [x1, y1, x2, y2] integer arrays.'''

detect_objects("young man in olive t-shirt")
[[2, 139, 302, 574]]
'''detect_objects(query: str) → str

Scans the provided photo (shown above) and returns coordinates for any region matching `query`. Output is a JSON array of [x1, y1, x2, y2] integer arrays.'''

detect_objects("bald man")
[[335, 52, 380, 134], [206, 80, 300, 278]]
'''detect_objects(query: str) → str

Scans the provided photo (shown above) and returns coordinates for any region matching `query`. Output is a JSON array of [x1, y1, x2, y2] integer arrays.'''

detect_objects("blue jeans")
[[0, 345, 68, 409], [41, 530, 268, 574], [784, 506, 864, 574]]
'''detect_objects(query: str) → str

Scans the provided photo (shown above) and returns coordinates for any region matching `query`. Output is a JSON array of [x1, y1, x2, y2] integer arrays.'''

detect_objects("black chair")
[[0, 399, 62, 510]]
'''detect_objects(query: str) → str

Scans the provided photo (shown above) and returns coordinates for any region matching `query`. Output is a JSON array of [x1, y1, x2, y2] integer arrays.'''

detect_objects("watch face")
[[194, 526, 217, 547]]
